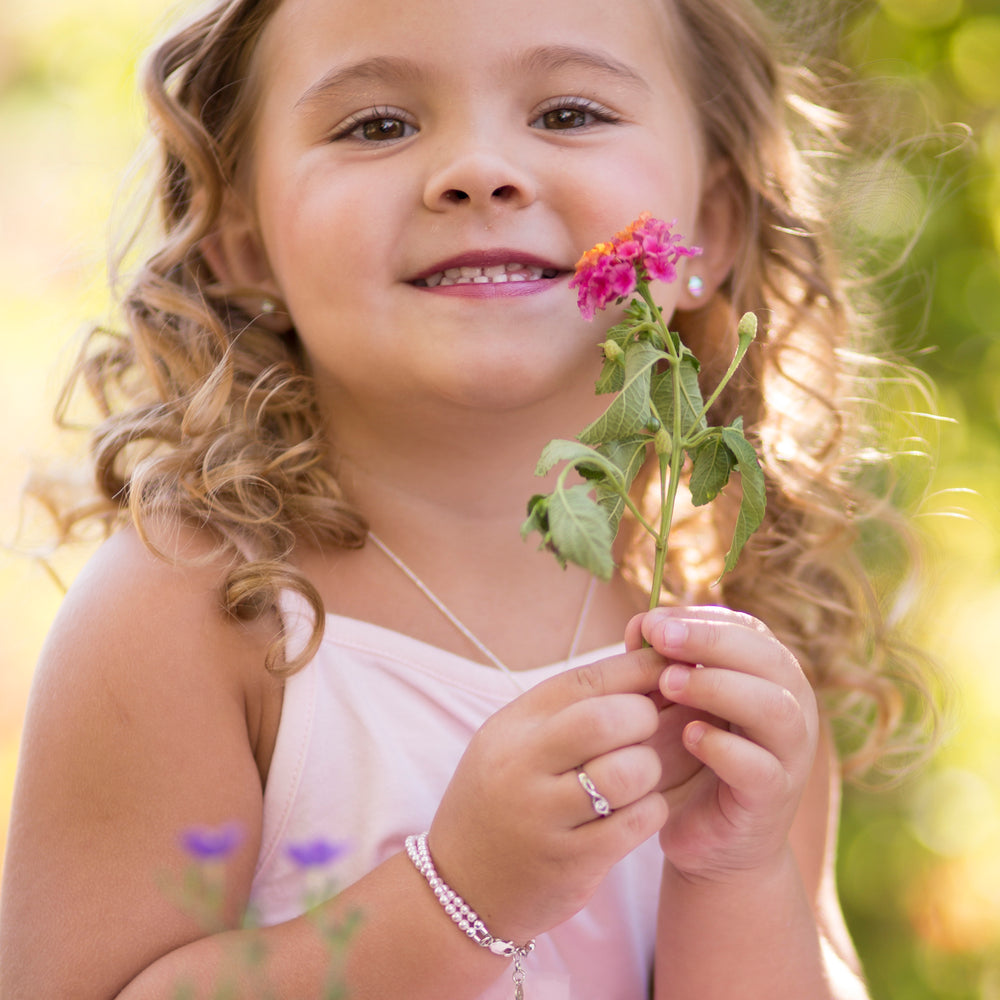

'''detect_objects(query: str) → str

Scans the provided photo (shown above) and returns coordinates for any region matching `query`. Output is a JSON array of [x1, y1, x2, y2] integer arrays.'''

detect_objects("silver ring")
[[577, 769, 613, 818]]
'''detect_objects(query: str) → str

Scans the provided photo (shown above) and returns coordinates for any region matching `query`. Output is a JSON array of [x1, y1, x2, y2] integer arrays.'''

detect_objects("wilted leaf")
[[520, 493, 551, 542]]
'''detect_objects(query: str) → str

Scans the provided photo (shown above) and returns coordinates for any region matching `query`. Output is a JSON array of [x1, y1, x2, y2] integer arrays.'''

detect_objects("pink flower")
[[569, 214, 701, 320]]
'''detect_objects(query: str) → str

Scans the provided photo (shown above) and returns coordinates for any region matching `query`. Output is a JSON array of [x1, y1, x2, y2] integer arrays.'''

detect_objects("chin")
[[432, 345, 599, 415]]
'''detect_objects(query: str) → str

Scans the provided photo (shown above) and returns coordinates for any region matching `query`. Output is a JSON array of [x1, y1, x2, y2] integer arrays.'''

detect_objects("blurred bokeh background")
[[1, 0, 998, 996]]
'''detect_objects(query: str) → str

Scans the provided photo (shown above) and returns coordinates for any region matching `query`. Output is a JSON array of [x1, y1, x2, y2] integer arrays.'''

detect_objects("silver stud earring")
[[260, 298, 277, 314], [686, 275, 705, 298]]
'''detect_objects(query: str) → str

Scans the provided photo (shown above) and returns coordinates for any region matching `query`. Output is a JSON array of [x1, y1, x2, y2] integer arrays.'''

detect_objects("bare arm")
[[0, 528, 274, 997], [652, 730, 867, 999], [0, 528, 518, 1000], [2, 527, 676, 999], [626, 608, 869, 1000]]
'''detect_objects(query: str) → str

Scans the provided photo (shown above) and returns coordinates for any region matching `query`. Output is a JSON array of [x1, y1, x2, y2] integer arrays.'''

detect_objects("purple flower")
[[285, 837, 351, 869], [179, 822, 244, 861]]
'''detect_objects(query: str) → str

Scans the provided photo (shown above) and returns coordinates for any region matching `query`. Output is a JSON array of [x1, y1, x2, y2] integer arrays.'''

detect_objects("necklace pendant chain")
[[367, 531, 597, 693]]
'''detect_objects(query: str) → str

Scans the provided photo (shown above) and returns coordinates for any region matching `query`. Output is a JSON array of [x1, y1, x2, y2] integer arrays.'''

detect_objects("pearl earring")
[[686, 275, 705, 298], [260, 298, 277, 314]]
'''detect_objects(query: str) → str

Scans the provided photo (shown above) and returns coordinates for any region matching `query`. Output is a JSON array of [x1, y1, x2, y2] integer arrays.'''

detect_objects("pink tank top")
[[249, 593, 661, 999]]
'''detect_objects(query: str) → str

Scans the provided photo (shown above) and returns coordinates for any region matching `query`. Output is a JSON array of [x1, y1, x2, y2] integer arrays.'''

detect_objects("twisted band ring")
[[577, 769, 613, 818]]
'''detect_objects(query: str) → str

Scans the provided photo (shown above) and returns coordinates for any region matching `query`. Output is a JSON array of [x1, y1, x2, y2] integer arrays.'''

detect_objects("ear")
[[676, 158, 744, 311], [200, 193, 290, 324]]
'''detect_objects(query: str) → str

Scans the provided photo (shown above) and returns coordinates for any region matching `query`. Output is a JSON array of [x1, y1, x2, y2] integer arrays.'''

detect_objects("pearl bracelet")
[[405, 832, 534, 998]]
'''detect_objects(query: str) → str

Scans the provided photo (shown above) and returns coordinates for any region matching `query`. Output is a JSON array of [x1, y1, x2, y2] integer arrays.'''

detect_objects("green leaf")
[[595, 306, 650, 398], [595, 353, 626, 395], [719, 421, 767, 574], [606, 315, 640, 347], [579, 339, 664, 445], [689, 432, 735, 506], [649, 353, 706, 440], [593, 436, 649, 532], [597, 435, 649, 488], [621, 298, 653, 331], [547, 484, 616, 580], [533, 438, 626, 489]]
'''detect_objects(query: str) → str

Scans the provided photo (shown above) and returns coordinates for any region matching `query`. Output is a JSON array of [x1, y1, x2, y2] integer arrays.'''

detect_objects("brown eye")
[[541, 107, 588, 130], [359, 117, 411, 141], [331, 109, 417, 144], [530, 100, 619, 133]]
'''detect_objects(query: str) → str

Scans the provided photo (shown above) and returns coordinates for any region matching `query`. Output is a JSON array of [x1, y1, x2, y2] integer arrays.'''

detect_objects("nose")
[[422, 137, 536, 213]]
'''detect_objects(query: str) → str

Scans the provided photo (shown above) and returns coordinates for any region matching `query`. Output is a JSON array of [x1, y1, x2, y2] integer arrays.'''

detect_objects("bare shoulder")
[[0, 524, 281, 999], [35, 523, 284, 775], [58, 521, 272, 652]]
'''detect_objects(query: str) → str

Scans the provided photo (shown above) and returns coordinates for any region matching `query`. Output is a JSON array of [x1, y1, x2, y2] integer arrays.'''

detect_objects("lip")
[[407, 249, 571, 297]]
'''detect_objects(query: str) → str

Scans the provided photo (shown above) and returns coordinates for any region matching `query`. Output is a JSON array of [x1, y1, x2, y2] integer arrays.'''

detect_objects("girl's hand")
[[625, 606, 820, 883], [427, 647, 670, 943]]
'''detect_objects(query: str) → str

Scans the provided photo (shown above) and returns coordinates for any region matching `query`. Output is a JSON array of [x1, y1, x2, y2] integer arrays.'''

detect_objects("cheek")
[[559, 144, 702, 251], [256, 162, 403, 300]]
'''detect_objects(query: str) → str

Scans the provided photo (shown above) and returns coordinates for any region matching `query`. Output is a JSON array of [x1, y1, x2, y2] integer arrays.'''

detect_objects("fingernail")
[[661, 620, 689, 650], [685, 722, 705, 747], [665, 665, 690, 694]]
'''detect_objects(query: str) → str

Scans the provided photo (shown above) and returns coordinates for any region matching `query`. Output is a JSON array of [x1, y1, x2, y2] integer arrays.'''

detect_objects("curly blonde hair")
[[43, 0, 938, 776]]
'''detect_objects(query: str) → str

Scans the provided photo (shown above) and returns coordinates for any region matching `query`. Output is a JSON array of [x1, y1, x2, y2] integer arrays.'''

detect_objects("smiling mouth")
[[414, 263, 563, 287]]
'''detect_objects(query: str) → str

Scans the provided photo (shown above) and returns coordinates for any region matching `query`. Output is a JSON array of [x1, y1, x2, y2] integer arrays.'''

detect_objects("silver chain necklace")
[[367, 531, 597, 693]]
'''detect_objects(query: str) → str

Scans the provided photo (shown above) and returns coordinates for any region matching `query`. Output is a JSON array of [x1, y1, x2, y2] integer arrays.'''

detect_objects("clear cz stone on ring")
[[577, 769, 613, 817]]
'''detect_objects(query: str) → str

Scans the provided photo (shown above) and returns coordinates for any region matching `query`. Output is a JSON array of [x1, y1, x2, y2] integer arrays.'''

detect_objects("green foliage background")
[[0, 1, 998, 996]]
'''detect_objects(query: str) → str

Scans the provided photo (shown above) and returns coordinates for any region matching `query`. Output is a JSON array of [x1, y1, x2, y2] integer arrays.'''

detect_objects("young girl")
[[0, 0, 933, 997]]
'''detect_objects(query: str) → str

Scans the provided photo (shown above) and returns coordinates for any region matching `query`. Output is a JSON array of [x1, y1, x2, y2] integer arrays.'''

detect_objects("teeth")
[[416, 263, 556, 287]]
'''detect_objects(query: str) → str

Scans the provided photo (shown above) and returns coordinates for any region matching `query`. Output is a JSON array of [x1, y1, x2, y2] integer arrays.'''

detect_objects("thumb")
[[624, 612, 648, 652]]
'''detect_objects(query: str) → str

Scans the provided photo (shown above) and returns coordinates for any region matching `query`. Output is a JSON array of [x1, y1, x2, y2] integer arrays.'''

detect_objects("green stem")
[[620, 490, 661, 540], [649, 438, 683, 610], [640, 279, 684, 611], [692, 343, 746, 427], [638, 283, 679, 362]]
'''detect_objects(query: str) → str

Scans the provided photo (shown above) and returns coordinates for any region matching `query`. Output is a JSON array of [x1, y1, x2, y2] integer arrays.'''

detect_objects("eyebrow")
[[293, 44, 649, 113], [294, 56, 424, 112], [512, 44, 650, 93]]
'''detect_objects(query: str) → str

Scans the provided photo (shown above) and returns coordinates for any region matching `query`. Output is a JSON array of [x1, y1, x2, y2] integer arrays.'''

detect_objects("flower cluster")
[[569, 212, 701, 320], [173, 824, 356, 999], [525, 213, 763, 605]]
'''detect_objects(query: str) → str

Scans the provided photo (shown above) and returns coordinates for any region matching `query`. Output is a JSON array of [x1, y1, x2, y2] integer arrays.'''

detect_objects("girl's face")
[[231, 0, 707, 421]]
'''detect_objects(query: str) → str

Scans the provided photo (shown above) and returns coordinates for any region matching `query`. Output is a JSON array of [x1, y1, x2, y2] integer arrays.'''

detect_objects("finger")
[[545, 693, 660, 773], [571, 789, 669, 861], [643, 702, 718, 790], [644, 604, 770, 630], [528, 646, 665, 713], [627, 607, 746, 656], [662, 665, 814, 768], [563, 744, 662, 826], [681, 720, 793, 811], [641, 613, 805, 690], [624, 612, 645, 652]]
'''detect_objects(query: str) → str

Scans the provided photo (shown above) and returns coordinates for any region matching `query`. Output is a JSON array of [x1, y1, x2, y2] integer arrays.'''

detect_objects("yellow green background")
[[1, 1, 998, 996]]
